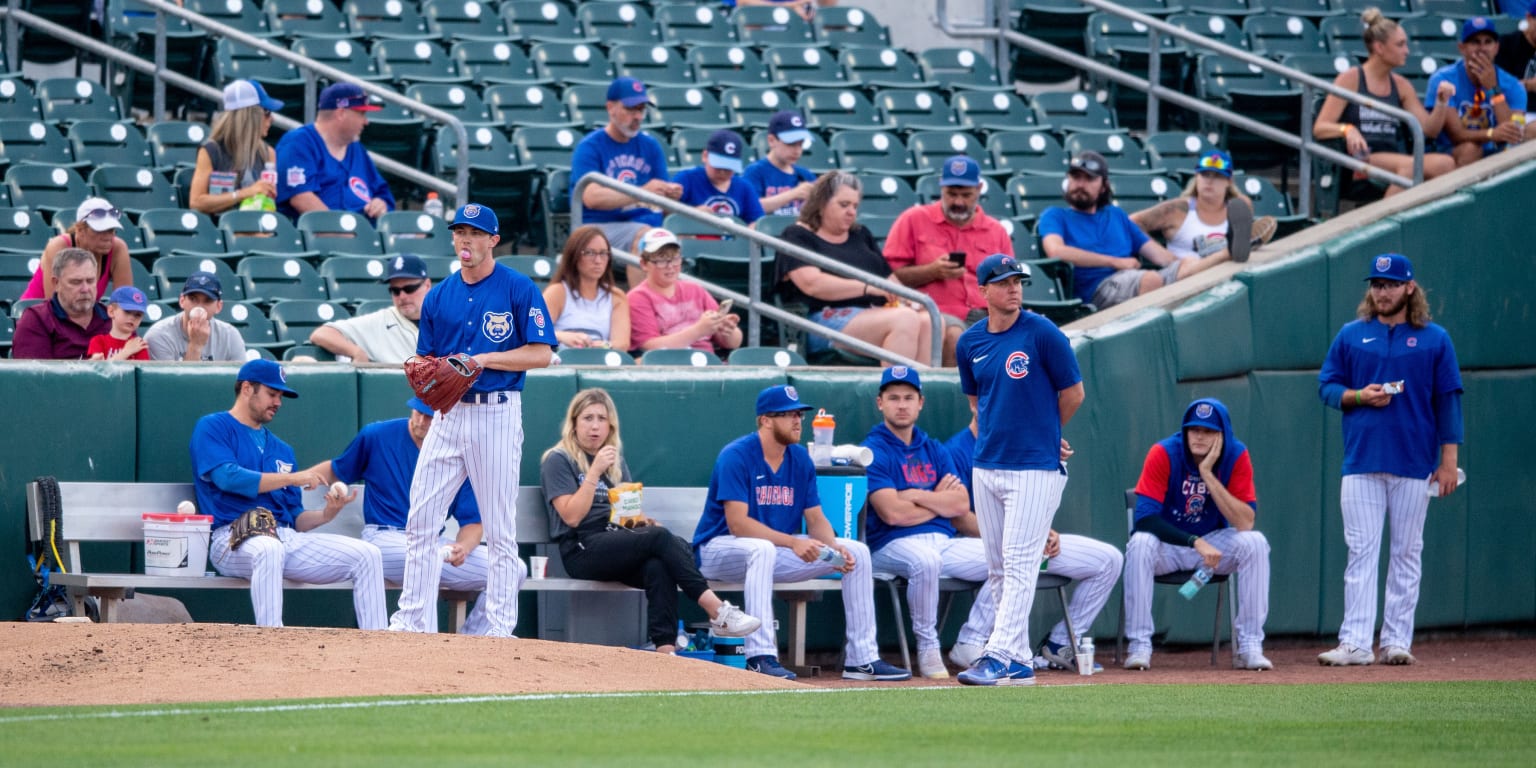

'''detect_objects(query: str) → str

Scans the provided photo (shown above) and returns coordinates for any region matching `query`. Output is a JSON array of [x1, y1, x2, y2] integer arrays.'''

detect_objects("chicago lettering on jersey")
[[755, 485, 796, 506]]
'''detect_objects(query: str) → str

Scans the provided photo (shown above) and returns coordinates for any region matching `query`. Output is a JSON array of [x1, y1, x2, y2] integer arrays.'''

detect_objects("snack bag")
[[606, 483, 645, 527]]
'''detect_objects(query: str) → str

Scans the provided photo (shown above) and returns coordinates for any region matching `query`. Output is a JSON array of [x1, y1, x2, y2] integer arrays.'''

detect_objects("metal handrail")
[[0, 0, 467, 205], [572, 172, 944, 367], [935, 0, 1431, 213]]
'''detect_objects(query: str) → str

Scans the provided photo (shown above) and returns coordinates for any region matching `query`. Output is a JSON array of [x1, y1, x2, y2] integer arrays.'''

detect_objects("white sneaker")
[[1236, 650, 1273, 671], [1317, 644, 1374, 666], [1123, 651, 1151, 670], [917, 648, 950, 679], [709, 601, 761, 638], [1380, 646, 1417, 665], [948, 642, 984, 669]]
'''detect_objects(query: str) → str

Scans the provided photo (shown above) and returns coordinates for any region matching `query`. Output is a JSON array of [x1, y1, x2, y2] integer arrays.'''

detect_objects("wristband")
[[1340, 124, 1353, 138], [1187, 534, 1199, 547], [1487, 128, 1494, 140], [1488, 86, 1501, 97], [1354, 389, 1362, 406], [1491, 93, 1506, 106]]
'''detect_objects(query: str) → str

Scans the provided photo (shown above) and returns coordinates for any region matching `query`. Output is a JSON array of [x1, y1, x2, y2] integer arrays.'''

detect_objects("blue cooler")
[[711, 633, 746, 668], [812, 465, 867, 540]]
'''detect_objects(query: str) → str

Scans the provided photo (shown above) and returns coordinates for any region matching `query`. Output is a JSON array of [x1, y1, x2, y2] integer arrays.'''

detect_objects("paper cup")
[[529, 555, 549, 579]]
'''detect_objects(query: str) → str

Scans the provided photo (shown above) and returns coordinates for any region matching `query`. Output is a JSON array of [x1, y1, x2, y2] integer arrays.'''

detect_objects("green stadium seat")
[[451, 41, 545, 87], [297, 210, 383, 258], [354, 298, 394, 316], [422, 0, 506, 42], [733, 6, 817, 48], [1008, 172, 1068, 224], [36, 78, 122, 124], [1254, 0, 1338, 23], [88, 165, 180, 217], [291, 37, 385, 84], [0, 79, 41, 121], [359, 100, 427, 170], [1243, 13, 1328, 59], [918, 47, 1005, 91], [105, 1, 207, 115], [0, 207, 53, 255], [1143, 131, 1221, 180], [829, 130, 918, 176], [1111, 174, 1183, 212], [610, 44, 697, 89], [1169, 13, 1249, 52], [640, 348, 723, 366], [340, 0, 430, 42], [747, 127, 834, 173], [402, 84, 494, 127], [839, 47, 935, 91], [798, 88, 890, 132], [264, 0, 354, 39], [1411, 0, 1493, 18], [187, 0, 276, 37], [212, 40, 305, 125], [419, 255, 460, 281], [908, 131, 991, 176], [1318, 15, 1368, 58], [145, 121, 209, 171], [1195, 54, 1302, 168], [1019, 257, 1092, 324], [1013, 0, 1094, 84], [268, 299, 352, 345], [954, 90, 1041, 133], [486, 84, 571, 132], [433, 125, 544, 247], [1085, 11, 1191, 130], [728, 346, 807, 367], [657, 3, 737, 46], [1031, 91, 1119, 137], [150, 252, 241, 300], [238, 255, 331, 303], [499, 0, 591, 43], [218, 300, 283, 349], [512, 125, 582, 170], [0, 308, 15, 353], [373, 39, 470, 87], [651, 86, 739, 131], [318, 256, 393, 304], [0, 251, 39, 309], [1398, 15, 1463, 61], [555, 347, 635, 366], [814, 6, 891, 49], [1331, 0, 1413, 18], [4, 164, 91, 217], [283, 343, 337, 361], [989, 128, 1068, 178], [1183, 0, 1261, 19], [217, 210, 315, 259], [689, 45, 773, 89], [496, 254, 556, 287], [1063, 132, 1161, 175], [67, 120, 153, 171], [767, 45, 854, 90], [876, 90, 959, 133], [856, 174, 919, 218], [0, 119, 79, 172], [669, 127, 729, 169], [565, 84, 636, 133], [1230, 172, 1309, 235], [376, 211, 458, 259], [531, 42, 614, 89], [721, 86, 796, 127], [577, 2, 660, 45]]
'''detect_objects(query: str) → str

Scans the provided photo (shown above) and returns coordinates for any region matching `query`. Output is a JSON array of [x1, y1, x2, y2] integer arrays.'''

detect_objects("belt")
[[461, 390, 513, 404]]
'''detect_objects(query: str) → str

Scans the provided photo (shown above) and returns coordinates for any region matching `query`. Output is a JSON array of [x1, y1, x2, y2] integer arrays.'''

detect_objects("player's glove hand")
[[228, 507, 279, 551], [404, 354, 483, 414]]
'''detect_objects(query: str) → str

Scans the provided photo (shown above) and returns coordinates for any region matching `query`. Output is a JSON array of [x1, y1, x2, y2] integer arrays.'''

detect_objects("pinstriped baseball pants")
[[1338, 473, 1430, 651], [972, 467, 1067, 665]]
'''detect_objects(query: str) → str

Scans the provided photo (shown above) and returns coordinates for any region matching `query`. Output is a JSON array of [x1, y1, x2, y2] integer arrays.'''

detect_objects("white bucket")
[[142, 513, 212, 576]]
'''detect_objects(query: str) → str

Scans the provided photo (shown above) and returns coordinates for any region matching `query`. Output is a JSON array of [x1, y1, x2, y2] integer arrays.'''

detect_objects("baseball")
[[190, 306, 206, 320], [176, 500, 195, 515], [440, 545, 456, 562], [330, 481, 348, 497]]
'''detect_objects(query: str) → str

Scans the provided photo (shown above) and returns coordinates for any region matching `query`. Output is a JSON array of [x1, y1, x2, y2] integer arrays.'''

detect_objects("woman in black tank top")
[[189, 80, 280, 215], [1311, 9, 1457, 196]]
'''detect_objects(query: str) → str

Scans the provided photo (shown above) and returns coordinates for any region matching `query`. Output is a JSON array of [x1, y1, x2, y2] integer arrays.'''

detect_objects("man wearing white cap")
[[275, 82, 395, 222], [190, 79, 283, 216], [673, 129, 764, 225], [19, 197, 133, 303]]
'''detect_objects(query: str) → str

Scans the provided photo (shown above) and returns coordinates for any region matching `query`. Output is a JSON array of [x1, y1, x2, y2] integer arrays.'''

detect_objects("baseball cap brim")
[[706, 153, 743, 173], [773, 128, 811, 145], [617, 94, 652, 108]]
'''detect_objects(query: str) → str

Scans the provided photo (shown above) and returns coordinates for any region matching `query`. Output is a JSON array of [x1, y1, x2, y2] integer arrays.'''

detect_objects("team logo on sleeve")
[[482, 311, 512, 342], [530, 307, 546, 329], [286, 167, 306, 186], [1005, 351, 1030, 379], [349, 177, 371, 202]]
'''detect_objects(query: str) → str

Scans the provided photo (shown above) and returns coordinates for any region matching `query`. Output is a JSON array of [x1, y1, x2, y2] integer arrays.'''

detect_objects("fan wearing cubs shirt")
[[571, 76, 681, 270], [673, 129, 765, 225], [275, 82, 395, 223], [389, 203, 555, 637], [1124, 398, 1273, 672], [193, 359, 387, 629], [953, 253, 1084, 686], [1317, 253, 1463, 667], [742, 110, 818, 217], [693, 385, 911, 682], [306, 397, 507, 636]]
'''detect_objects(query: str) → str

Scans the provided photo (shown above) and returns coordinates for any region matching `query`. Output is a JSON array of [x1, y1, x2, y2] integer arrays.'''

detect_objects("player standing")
[[1317, 253, 1463, 666], [953, 254, 1084, 686], [389, 204, 556, 636]]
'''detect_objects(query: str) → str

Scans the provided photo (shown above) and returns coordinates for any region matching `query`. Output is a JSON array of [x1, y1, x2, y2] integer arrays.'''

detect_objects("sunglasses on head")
[[1199, 154, 1231, 171], [82, 206, 121, 221], [389, 280, 426, 296]]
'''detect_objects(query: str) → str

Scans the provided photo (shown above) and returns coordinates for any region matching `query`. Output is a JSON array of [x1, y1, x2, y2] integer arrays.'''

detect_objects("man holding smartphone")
[[884, 155, 1012, 366]]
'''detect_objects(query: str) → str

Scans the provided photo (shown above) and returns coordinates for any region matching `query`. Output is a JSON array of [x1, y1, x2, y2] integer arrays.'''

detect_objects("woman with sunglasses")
[[190, 80, 281, 215], [542, 225, 631, 350], [20, 197, 133, 302]]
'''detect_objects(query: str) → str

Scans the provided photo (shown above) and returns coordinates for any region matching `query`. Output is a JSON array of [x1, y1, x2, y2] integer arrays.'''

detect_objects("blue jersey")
[[741, 159, 816, 217], [692, 433, 822, 551], [1319, 317, 1464, 478], [570, 129, 670, 225], [862, 422, 959, 552], [944, 426, 977, 509], [190, 412, 304, 528], [417, 263, 556, 393], [330, 418, 480, 529], [673, 166, 765, 224], [1037, 205, 1149, 303], [956, 310, 1082, 471], [274, 124, 396, 221], [1424, 60, 1527, 155]]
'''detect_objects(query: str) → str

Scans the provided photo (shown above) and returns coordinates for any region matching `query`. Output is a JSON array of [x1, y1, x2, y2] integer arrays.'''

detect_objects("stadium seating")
[[0, 120, 77, 172], [918, 47, 1005, 91], [268, 299, 352, 345], [766, 45, 852, 90], [1031, 91, 1119, 136], [877, 90, 960, 133], [499, 1, 589, 43], [145, 121, 209, 171], [830, 130, 918, 177], [487, 85, 572, 130], [374, 39, 469, 86], [217, 300, 282, 349], [531, 42, 614, 88], [265, 0, 353, 39], [814, 6, 892, 50], [656, 4, 737, 47], [954, 90, 1041, 133], [339, 0, 427, 42], [376, 211, 457, 259], [402, 84, 494, 127], [66, 120, 151, 172], [797, 88, 890, 131], [319, 257, 393, 304], [733, 7, 817, 48], [218, 210, 315, 260], [909, 131, 991, 176], [150, 252, 242, 300], [1063, 132, 1162, 175], [451, 41, 544, 86], [421, 0, 506, 42], [839, 47, 935, 91], [36, 78, 123, 124], [291, 37, 384, 84], [610, 45, 697, 89], [650, 87, 739, 131], [0, 79, 41, 121], [296, 210, 383, 258], [857, 174, 919, 219], [4, 164, 91, 217], [88, 165, 179, 217], [577, 2, 660, 45], [0, 207, 53, 255], [688, 45, 773, 89]]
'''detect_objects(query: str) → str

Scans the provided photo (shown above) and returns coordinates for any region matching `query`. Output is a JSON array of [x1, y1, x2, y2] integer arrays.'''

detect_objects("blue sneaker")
[[746, 655, 797, 680], [842, 659, 912, 681], [957, 655, 1036, 686]]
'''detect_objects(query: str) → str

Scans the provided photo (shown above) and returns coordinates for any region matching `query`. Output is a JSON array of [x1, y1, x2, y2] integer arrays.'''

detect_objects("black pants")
[[560, 525, 711, 648]]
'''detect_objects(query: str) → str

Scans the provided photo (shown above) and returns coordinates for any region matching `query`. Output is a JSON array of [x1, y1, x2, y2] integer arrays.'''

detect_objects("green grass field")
[[2, 681, 1531, 766]]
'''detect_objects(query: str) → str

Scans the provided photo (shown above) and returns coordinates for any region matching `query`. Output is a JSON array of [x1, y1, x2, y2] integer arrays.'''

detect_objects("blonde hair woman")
[[190, 80, 282, 214]]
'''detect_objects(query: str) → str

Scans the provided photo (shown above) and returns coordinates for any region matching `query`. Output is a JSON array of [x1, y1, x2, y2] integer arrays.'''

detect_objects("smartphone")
[[948, 252, 966, 267], [716, 298, 734, 315]]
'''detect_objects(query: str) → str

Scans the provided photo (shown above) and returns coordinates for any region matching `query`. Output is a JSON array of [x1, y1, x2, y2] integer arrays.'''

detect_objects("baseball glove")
[[405, 353, 483, 414], [228, 507, 279, 551]]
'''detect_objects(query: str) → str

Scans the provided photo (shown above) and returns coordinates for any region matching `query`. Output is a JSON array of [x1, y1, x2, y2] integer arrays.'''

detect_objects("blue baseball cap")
[[1182, 399, 1227, 431], [879, 366, 922, 393], [319, 82, 381, 112], [451, 203, 498, 235], [407, 396, 433, 416], [606, 76, 652, 108], [1461, 16, 1497, 41], [1195, 149, 1233, 178], [939, 155, 981, 187], [1366, 253, 1413, 282], [976, 253, 1031, 286], [1505, 0, 1536, 18], [384, 253, 428, 281], [181, 271, 222, 300], [767, 110, 811, 145], [108, 285, 149, 313], [223, 79, 283, 112], [756, 384, 813, 415], [705, 129, 746, 173], [237, 359, 298, 398]]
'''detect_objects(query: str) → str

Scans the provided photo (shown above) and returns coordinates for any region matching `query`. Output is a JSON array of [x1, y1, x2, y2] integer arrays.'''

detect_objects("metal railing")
[[935, 0, 1431, 214], [1, 0, 468, 205], [572, 172, 945, 368]]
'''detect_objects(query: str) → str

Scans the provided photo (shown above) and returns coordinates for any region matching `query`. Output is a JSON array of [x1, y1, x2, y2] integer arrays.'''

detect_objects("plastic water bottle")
[[675, 620, 693, 651], [1076, 636, 1095, 676], [1179, 564, 1213, 600], [816, 546, 846, 569], [423, 191, 445, 219], [240, 162, 278, 212], [811, 409, 835, 467]]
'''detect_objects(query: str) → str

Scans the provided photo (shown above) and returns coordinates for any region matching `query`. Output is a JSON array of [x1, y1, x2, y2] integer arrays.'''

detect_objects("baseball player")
[[953, 254, 1084, 686], [693, 385, 911, 682], [307, 397, 506, 635], [1123, 398, 1273, 671], [389, 203, 556, 637], [1317, 253, 1463, 666], [945, 403, 1123, 674], [192, 359, 387, 629]]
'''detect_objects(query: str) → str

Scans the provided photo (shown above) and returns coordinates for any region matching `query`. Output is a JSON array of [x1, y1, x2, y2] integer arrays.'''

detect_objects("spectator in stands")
[[1425, 16, 1528, 166], [190, 80, 281, 216], [11, 248, 111, 360], [743, 110, 818, 217], [1494, 5, 1536, 104], [674, 129, 764, 225], [539, 388, 760, 653], [774, 172, 933, 366], [542, 226, 631, 351], [724, 0, 832, 23], [1038, 152, 1179, 311], [883, 154, 1011, 366], [144, 271, 246, 362], [19, 197, 132, 303], [571, 77, 681, 263], [308, 254, 431, 363], [1130, 150, 1278, 271], [692, 384, 911, 682], [626, 228, 741, 355], [87, 286, 150, 361], [275, 82, 395, 223]]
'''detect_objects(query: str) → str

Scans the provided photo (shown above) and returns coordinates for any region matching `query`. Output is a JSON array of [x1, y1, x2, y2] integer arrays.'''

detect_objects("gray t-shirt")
[[143, 312, 247, 361], [539, 449, 632, 542]]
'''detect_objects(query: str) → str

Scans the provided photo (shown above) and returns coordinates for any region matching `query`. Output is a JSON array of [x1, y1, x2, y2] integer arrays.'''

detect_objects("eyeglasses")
[[579, 249, 611, 260], [764, 410, 803, 420], [389, 280, 426, 296], [1198, 154, 1232, 172], [644, 255, 681, 266], [1369, 279, 1405, 290], [81, 206, 121, 221]]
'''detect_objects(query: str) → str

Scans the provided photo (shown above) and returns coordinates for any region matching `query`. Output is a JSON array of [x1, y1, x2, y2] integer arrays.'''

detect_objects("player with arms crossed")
[[1317, 254, 1463, 667], [390, 204, 556, 637]]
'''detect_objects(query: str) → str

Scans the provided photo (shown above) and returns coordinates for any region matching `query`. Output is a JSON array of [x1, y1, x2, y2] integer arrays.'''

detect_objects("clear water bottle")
[[1076, 636, 1095, 676], [675, 620, 693, 651], [1179, 563, 1213, 600], [816, 545, 846, 569], [423, 191, 445, 219]]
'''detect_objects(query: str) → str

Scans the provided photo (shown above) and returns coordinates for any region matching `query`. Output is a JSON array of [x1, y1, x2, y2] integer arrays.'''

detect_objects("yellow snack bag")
[[606, 482, 644, 526]]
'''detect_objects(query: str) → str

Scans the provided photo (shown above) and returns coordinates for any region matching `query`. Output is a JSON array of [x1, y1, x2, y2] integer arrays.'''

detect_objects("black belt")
[[461, 391, 513, 404]]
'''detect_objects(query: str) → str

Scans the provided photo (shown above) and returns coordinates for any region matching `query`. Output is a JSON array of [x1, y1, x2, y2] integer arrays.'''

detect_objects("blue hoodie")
[[1133, 398, 1256, 540], [862, 422, 960, 552]]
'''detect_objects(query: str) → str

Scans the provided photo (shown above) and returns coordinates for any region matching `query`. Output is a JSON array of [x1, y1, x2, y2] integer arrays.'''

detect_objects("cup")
[[529, 555, 549, 579]]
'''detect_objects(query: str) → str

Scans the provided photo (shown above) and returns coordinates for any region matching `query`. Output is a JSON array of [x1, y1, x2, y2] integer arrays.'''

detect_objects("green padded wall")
[[1237, 246, 1328, 370], [785, 369, 970, 454], [517, 368, 582, 482], [1461, 371, 1536, 623], [357, 366, 417, 427], [1173, 282, 1254, 381], [1324, 219, 1403, 337]]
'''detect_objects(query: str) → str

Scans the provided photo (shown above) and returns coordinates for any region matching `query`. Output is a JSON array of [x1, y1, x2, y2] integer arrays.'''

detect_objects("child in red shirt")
[[88, 286, 151, 361]]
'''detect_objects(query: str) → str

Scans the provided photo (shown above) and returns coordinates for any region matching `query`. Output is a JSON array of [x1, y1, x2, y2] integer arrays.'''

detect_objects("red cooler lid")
[[142, 513, 214, 522]]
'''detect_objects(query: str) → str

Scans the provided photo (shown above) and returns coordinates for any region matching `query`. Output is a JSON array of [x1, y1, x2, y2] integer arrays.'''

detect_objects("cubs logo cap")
[[639, 227, 680, 255], [1365, 253, 1413, 282], [237, 359, 298, 398], [1069, 151, 1110, 179], [976, 253, 1031, 286], [1182, 398, 1226, 431], [939, 155, 981, 187], [223, 79, 283, 112], [767, 110, 811, 145], [756, 384, 814, 415], [384, 253, 429, 281], [705, 129, 746, 173], [108, 285, 149, 313], [181, 271, 222, 299], [318, 82, 381, 112], [606, 76, 653, 108], [879, 366, 922, 393], [451, 203, 499, 235], [1460, 16, 1496, 42]]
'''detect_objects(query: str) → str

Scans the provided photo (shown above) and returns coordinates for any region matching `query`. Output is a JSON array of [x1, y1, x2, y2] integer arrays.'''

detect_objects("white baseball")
[[176, 500, 195, 515], [190, 307, 207, 320], [440, 545, 456, 562], [330, 481, 348, 497]]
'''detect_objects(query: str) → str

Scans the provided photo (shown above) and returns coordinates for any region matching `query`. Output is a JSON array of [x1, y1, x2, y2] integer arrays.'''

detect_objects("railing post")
[[153, 12, 166, 120], [1299, 84, 1315, 219], [1146, 31, 1161, 133]]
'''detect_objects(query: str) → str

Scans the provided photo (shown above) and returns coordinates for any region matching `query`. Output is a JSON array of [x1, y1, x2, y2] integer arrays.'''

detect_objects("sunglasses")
[[1199, 154, 1232, 172], [764, 410, 804, 419], [389, 280, 426, 296], [82, 206, 121, 221]]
